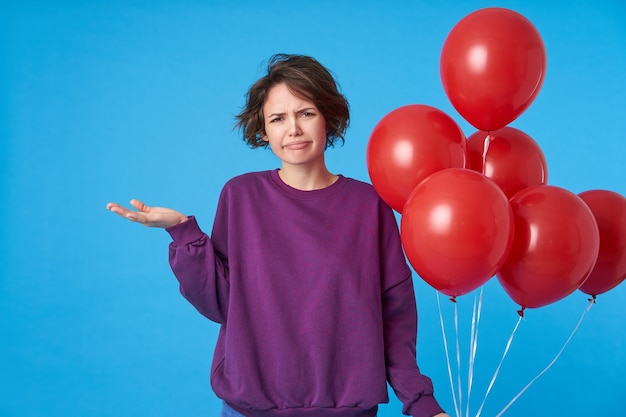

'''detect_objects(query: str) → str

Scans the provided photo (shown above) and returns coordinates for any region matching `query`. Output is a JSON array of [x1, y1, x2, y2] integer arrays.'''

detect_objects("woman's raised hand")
[[106, 199, 188, 229]]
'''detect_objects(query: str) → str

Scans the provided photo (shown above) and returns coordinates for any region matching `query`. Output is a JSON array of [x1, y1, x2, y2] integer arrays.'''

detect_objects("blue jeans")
[[221, 402, 245, 417]]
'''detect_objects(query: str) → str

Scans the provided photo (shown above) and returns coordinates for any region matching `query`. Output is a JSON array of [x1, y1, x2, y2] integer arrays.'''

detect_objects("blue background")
[[2, 1, 625, 416]]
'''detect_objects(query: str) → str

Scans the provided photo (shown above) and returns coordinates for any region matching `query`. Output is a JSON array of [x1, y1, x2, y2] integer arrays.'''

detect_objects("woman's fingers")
[[106, 199, 186, 228], [106, 202, 126, 216], [129, 199, 148, 212], [106, 201, 146, 223]]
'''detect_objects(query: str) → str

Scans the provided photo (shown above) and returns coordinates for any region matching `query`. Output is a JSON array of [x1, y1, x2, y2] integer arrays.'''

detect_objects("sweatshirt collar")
[[269, 169, 347, 200]]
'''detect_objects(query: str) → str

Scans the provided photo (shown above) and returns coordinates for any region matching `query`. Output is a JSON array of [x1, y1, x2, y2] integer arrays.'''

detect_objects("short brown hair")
[[235, 54, 350, 149]]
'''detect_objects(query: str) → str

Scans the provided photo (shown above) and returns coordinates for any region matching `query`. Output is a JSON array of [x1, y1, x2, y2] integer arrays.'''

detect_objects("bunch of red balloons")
[[367, 7, 626, 310]]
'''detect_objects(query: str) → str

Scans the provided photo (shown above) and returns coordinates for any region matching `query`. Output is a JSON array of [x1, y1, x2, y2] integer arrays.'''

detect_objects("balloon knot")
[[588, 294, 597, 304], [517, 306, 526, 317], [449, 296, 457, 303]]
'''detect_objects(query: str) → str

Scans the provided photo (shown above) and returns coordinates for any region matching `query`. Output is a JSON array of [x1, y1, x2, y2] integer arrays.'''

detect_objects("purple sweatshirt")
[[166, 169, 444, 417]]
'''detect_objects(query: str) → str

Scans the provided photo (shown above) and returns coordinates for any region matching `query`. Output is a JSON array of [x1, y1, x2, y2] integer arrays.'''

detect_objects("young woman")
[[107, 54, 449, 417]]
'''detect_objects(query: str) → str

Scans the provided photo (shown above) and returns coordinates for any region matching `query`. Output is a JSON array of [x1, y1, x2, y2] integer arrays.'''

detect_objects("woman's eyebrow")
[[266, 107, 316, 118], [266, 111, 285, 118]]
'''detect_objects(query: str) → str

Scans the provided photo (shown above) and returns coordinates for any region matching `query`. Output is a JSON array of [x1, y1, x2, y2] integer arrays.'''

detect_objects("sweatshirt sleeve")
[[383, 276, 445, 417], [378, 202, 445, 417], [166, 215, 230, 324]]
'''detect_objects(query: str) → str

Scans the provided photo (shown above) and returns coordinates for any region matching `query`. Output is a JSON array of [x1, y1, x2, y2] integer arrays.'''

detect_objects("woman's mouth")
[[283, 141, 310, 150]]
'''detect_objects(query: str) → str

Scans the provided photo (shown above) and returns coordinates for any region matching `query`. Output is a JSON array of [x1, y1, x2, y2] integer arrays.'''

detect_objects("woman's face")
[[262, 83, 327, 170]]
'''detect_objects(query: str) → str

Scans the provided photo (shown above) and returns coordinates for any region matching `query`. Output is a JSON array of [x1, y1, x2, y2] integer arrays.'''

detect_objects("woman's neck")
[[278, 164, 338, 191]]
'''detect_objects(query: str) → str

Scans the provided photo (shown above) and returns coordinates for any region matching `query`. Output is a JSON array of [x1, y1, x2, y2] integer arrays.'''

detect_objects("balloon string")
[[474, 314, 523, 417], [436, 291, 460, 417], [465, 295, 477, 417], [465, 288, 483, 417], [481, 133, 491, 176], [494, 298, 595, 417], [454, 299, 463, 415]]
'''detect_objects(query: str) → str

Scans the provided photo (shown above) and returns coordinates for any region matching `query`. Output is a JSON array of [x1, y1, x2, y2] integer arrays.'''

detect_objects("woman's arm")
[[106, 199, 230, 323]]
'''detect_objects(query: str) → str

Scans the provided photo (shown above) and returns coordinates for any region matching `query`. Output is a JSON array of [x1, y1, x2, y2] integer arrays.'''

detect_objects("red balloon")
[[440, 8, 547, 131], [401, 168, 514, 297], [578, 190, 626, 297], [497, 185, 600, 309], [366, 105, 467, 213], [467, 127, 548, 199]]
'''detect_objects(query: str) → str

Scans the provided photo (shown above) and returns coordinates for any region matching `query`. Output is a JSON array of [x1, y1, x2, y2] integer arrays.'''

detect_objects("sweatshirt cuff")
[[165, 215, 206, 245], [409, 395, 445, 417]]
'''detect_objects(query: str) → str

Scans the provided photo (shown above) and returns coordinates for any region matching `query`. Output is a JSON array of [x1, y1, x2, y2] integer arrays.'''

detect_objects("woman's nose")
[[288, 117, 302, 136]]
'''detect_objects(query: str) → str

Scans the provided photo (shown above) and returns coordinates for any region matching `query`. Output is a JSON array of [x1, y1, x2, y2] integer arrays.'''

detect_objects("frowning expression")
[[262, 83, 328, 169]]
